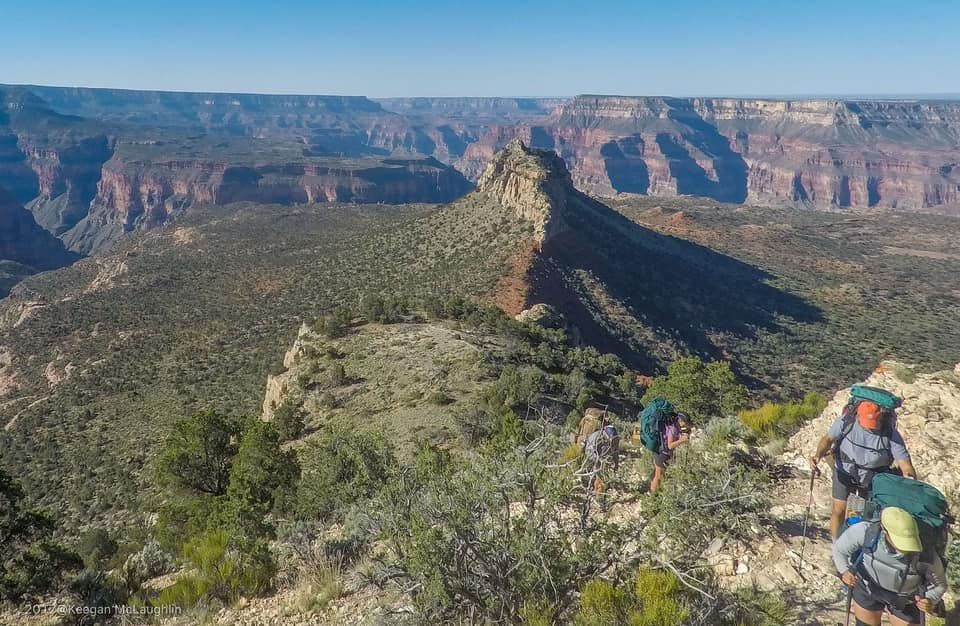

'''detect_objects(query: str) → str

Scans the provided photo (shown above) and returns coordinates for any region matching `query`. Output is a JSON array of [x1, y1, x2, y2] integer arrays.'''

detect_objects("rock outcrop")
[[476, 139, 572, 245], [459, 96, 960, 212]]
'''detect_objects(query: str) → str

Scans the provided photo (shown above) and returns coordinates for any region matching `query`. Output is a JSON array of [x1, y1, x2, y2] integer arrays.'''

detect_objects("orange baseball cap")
[[857, 401, 882, 430]]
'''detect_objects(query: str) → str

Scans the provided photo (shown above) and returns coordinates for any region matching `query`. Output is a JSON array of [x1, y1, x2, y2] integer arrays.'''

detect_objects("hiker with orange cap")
[[832, 507, 947, 626], [809, 387, 917, 539]]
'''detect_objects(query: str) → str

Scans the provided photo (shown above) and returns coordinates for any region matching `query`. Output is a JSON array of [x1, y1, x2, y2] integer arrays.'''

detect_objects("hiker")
[[584, 424, 620, 475], [649, 412, 690, 494], [832, 506, 947, 626], [809, 387, 917, 539], [573, 407, 607, 447], [583, 424, 620, 508]]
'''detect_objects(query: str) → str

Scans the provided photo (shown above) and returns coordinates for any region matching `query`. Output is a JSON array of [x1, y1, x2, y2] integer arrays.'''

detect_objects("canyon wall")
[[5, 85, 960, 269], [0, 187, 78, 295], [1, 87, 474, 256], [63, 150, 471, 253], [459, 96, 960, 211]]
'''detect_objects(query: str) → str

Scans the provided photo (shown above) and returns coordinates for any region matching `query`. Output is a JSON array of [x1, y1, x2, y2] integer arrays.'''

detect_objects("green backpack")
[[867, 473, 953, 564], [640, 398, 675, 454]]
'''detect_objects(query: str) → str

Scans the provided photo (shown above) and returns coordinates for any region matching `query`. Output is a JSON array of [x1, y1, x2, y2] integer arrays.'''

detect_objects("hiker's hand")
[[841, 571, 858, 587], [808, 456, 821, 474], [915, 597, 934, 615]]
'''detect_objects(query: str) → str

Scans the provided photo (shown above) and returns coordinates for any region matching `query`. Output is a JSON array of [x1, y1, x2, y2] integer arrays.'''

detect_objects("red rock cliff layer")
[[458, 96, 960, 212]]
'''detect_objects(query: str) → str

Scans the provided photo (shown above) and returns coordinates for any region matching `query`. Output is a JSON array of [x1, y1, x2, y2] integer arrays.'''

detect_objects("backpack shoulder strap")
[[854, 521, 883, 570], [834, 403, 858, 453]]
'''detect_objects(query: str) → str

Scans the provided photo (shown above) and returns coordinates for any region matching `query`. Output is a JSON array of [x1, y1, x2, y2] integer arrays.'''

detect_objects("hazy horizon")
[[6, 81, 960, 102], [3, 0, 957, 98]]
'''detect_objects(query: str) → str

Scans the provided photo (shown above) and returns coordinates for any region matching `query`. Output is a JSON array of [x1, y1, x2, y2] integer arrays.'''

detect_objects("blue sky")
[[2, 0, 957, 97]]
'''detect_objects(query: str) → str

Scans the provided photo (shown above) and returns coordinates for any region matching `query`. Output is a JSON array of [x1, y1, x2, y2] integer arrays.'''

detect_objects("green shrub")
[[573, 570, 688, 626], [631, 569, 689, 626], [575, 579, 632, 626], [361, 293, 409, 323], [314, 307, 352, 339], [371, 436, 623, 623], [155, 495, 224, 553], [225, 420, 300, 536], [641, 435, 770, 565], [79, 528, 119, 570], [327, 362, 347, 387], [738, 392, 826, 441], [412, 440, 456, 483], [486, 409, 526, 453], [643, 357, 748, 423], [273, 399, 306, 441], [293, 556, 344, 613], [156, 530, 274, 608], [156, 410, 242, 496], [498, 364, 545, 408], [726, 584, 796, 626], [67, 569, 129, 622], [296, 426, 396, 520], [520, 600, 557, 626], [427, 390, 453, 405], [122, 539, 174, 589], [317, 391, 338, 409], [155, 417, 299, 552], [0, 468, 82, 602]]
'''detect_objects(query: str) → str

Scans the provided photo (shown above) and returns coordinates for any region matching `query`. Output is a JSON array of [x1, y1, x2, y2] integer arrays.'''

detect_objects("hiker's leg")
[[851, 601, 883, 626], [830, 498, 847, 539], [886, 615, 919, 626], [830, 470, 851, 539], [650, 464, 665, 494]]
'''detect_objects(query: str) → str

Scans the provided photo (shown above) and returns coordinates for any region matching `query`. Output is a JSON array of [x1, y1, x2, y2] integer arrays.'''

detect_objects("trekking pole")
[[798, 467, 818, 578], [842, 585, 853, 626]]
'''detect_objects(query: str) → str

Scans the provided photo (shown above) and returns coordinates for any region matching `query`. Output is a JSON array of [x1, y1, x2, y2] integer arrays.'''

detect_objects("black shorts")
[[654, 451, 671, 469], [832, 469, 869, 501], [852, 581, 921, 623]]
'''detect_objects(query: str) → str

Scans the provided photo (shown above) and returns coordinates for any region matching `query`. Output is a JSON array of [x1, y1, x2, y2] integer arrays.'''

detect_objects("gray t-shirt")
[[833, 521, 947, 602], [585, 429, 618, 465], [827, 417, 910, 485]]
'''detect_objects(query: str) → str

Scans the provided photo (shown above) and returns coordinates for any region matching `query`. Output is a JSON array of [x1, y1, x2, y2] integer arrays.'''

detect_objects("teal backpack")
[[866, 473, 953, 565], [833, 385, 902, 454], [640, 398, 675, 454]]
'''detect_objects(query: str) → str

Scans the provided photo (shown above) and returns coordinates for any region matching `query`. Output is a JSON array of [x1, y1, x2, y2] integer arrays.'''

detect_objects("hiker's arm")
[[894, 459, 917, 479], [809, 435, 834, 470], [920, 556, 948, 605], [832, 521, 866, 578], [666, 432, 689, 450], [890, 430, 917, 479]]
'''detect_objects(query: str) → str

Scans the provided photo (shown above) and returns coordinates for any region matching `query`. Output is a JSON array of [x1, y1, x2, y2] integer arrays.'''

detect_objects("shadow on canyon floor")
[[528, 193, 822, 376]]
